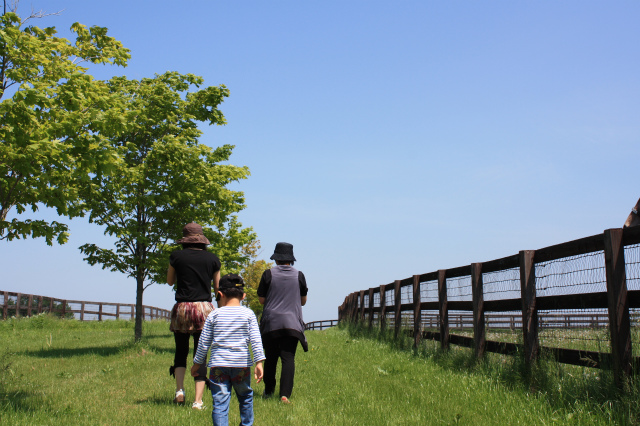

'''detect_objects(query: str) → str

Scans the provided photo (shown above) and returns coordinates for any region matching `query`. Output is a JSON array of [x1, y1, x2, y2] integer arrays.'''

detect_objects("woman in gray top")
[[257, 242, 308, 403]]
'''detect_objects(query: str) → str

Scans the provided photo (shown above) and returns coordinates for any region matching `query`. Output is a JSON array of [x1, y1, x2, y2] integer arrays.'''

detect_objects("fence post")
[[49, 298, 53, 314], [379, 284, 387, 331], [61, 300, 67, 319], [27, 295, 33, 317], [471, 263, 485, 359], [116, 304, 120, 320], [603, 228, 633, 388], [394, 280, 402, 339], [438, 270, 449, 350], [37, 296, 43, 314], [368, 288, 375, 329], [80, 302, 85, 321], [413, 275, 422, 349], [99, 303, 103, 321], [519, 250, 538, 367], [131, 304, 135, 321], [2, 291, 7, 320], [359, 290, 366, 323], [16, 293, 22, 318]]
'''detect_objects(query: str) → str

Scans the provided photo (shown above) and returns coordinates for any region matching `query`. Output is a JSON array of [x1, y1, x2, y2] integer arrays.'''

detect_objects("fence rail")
[[305, 319, 339, 331], [339, 226, 640, 389], [1, 291, 171, 321]]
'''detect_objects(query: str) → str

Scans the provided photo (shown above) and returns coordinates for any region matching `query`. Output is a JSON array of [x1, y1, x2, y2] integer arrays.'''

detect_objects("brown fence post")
[[438, 270, 449, 350], [519, 250, 538, 367], [379, 284, 387, 331], [359, 290, 366, 323], [413, 275, 422, 349], [116, 304, 120, 320], [471, 263, 485, 359], [2, 291, 7, 319], [48, 298, 53, 314], [16, 293, 22, 318], [27, 295, 33, 317], [394, 280, 402, 339], [99, 303, 103, 321], [80, 302, 85, 321], [37, 296, 43, 314], [61, 300, 67, 319], [131, 304, 135, 321], [368, 288, 375, 329], [604, 228, 633, 388]]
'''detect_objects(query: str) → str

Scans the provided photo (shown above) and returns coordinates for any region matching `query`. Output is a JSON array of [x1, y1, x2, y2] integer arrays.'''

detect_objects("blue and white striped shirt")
[[193, 306, 266, 368]]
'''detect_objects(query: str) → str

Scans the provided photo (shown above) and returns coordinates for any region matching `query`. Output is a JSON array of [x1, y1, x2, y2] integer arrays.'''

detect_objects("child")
[[191, 274, 265, 426]]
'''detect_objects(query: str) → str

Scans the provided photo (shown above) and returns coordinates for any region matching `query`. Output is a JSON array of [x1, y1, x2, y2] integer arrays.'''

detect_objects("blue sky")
[[4, 1, 640, 322]]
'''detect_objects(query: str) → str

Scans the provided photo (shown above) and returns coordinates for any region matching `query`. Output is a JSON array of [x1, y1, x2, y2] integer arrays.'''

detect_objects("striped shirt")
[[193, 306, 266, 368]]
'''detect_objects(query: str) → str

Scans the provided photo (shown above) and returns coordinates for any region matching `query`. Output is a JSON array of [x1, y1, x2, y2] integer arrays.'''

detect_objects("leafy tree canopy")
[[78, 71, 255, 340], [0, 8, 130, 244]]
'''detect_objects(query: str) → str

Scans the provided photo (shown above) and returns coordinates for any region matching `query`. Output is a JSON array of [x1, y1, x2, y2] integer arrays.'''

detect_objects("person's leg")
[[210, 368, 232, 426], [278, 336, 299, 399], [231, 368, 254, 426], [262, 338, 279, 396], [173, 332, 190, 400], [191, 331, 207, 404]]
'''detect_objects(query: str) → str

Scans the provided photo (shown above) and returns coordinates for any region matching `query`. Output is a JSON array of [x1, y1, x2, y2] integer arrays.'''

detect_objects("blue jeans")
[[209, 367, 254, 426]]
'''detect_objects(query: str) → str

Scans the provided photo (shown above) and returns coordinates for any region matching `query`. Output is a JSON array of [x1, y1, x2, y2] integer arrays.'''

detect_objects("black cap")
[[219, 274, 244, 289]]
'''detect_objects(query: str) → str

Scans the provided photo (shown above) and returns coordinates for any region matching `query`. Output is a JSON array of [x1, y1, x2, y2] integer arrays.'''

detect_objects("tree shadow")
[[21, 346, 128, 358]]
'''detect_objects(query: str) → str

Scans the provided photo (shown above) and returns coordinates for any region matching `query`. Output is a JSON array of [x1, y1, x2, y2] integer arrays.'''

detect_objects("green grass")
[[0, 314, 638, 425]]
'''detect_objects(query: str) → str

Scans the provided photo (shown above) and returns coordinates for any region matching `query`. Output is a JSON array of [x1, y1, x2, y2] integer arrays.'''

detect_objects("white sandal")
[[192, 401, 205, 410], [174, 389, 185, 405]]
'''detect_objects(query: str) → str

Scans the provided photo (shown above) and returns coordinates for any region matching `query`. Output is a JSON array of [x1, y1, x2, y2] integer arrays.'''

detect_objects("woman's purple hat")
[[269, 242, 296, 262], [176, 222, 210, 245]]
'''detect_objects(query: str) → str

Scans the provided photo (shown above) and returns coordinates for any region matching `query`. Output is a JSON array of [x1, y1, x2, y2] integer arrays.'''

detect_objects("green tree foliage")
[[237, 239, 273, 318], [78, 71, 255, 340], [0, 6, 130, 244]]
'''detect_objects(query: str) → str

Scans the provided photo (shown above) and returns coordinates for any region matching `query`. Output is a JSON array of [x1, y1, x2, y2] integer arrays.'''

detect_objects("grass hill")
[[0, 315, 637, 425]]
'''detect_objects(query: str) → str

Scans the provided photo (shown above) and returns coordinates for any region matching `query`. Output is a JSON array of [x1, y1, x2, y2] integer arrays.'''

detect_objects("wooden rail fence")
[[339, 226, 640, 389], [1, 291, 171, 321], [305, 319, 339, 331]]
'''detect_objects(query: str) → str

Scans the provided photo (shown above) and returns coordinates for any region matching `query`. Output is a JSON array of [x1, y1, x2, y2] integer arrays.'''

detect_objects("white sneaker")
[[192, 401, 205, 410], [174, 389, 185, 405]]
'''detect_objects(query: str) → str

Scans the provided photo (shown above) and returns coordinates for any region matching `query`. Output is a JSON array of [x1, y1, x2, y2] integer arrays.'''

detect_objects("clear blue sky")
[[4, 1, 640, 322]]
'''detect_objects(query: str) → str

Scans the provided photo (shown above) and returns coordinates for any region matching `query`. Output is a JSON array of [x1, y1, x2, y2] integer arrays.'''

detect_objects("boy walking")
[[191, 274, 265, 426]]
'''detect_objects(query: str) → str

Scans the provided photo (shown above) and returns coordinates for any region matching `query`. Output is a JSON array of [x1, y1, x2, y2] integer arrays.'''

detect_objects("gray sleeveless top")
[[260, 265, 306, 347]]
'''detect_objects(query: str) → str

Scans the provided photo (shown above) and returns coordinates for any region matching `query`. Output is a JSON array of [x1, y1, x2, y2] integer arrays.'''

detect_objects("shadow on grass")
[[342, 322, 640, 425], [0, 389, 50, 413], [135, 395, 176, 406], [22, 345, 132, 358]]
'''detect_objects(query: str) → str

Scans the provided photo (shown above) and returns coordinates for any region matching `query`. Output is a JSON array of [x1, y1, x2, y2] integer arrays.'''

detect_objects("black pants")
[[263, 336, 298, 398], [174, 331, 207, 381]]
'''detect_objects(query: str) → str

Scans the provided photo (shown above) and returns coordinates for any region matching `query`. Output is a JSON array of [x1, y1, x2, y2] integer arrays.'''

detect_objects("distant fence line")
[[338, 227, 640, 389], [1, 291, 171, 321], [305, 319, 339, 331]]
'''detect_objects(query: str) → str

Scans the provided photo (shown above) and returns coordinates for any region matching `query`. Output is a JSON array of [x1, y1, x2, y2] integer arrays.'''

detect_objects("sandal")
[[192, 401, 205, 410], [174, 389, 185, 405]]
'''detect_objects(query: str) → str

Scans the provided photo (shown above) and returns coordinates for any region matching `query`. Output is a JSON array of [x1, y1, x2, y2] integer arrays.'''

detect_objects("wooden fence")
[[1, 291, 171, 321], [338, 226, 640, 388], [305, 319, 339, 331]]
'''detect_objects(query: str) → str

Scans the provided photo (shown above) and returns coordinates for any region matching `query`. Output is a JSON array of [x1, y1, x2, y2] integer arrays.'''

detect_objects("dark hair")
[[219, 287, 244, 299], [275, 260, 294, 266], [182, 243, 207, 250]]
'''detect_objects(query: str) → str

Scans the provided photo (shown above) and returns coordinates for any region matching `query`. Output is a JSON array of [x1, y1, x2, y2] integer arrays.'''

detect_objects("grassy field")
[[1, 315, 638, 425]]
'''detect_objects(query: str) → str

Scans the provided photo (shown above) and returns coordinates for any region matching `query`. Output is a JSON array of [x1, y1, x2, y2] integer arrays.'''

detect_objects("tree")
[[78, 71, 255, 341], [237, 239, 273, 318], [0, 4, 130, 244]]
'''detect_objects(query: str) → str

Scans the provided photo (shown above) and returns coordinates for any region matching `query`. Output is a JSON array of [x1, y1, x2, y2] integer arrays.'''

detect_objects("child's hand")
[[254, 361, 264, 384], [191, 363, 201, 377]]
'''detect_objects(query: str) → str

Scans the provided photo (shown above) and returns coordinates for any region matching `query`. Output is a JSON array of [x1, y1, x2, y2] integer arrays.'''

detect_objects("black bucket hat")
[[219, 274, 244, 289], [270, 242, 296, 262]]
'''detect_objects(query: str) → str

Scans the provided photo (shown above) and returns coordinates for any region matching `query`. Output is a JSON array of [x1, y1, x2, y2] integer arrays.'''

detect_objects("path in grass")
[[0, 316, 636, 425]]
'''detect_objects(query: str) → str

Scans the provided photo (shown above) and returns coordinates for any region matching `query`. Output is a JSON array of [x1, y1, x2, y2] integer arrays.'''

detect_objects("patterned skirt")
[[170, 301, 214, 333]]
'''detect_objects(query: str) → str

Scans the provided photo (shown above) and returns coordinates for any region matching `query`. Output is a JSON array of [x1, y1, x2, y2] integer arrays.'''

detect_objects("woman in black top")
[[167, 222, 221, 409]]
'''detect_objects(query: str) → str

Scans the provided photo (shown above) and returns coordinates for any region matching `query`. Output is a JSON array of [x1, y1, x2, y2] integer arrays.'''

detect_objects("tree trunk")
[[135, 268, 144, 341]]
